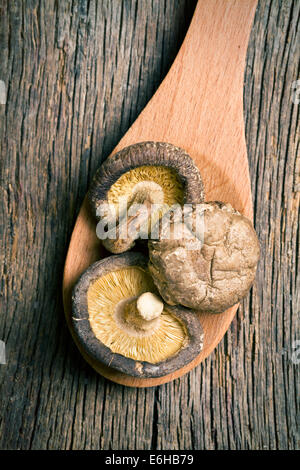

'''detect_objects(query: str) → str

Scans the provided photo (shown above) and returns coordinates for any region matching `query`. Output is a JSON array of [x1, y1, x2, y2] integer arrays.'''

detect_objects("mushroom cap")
[[88, 142, 204, 254], [148, 202, 260, 313], [72, 252, 204, 378]]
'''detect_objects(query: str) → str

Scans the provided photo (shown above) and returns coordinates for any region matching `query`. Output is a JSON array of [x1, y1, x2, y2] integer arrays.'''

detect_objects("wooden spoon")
[[63, 0, 257, 387]]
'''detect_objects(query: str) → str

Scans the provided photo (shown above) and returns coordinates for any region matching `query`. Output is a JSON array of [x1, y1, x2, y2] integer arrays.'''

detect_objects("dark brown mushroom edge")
[[72, 252, 204, 378], [88, 142, 204, 254], [148, 202, 260, 313]]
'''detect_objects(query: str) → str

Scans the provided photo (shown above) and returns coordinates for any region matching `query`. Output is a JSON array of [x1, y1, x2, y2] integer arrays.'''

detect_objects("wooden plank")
[[0, 0, 299, 450]]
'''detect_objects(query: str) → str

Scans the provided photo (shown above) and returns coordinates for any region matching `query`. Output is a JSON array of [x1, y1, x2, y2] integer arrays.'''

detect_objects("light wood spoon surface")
[[63, 0, 258, 387]]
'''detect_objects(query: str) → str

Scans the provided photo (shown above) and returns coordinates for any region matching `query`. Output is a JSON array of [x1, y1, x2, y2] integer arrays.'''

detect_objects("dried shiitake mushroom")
[[72, 252, 204, 378], [88, 142, 204, 254], [148, 202, 260, 313]]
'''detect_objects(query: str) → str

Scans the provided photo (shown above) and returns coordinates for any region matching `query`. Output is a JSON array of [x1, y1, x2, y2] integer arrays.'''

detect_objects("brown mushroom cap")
[[88, 142, 204, 254], [148, 202, 260, 313], [72, 252, 204, 378]]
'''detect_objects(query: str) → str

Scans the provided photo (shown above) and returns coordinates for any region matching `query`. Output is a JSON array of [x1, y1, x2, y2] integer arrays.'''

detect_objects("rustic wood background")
[[0, 0, 299, 450]]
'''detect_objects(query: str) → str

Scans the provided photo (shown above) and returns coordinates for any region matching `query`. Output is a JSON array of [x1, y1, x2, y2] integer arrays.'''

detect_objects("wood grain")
[[63, 0, 258, 388], [0, 0, 299, 449]]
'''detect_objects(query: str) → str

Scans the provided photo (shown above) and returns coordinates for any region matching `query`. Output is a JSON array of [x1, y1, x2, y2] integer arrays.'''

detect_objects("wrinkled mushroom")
[[72, 252, 204, 378], [148, 202, 260, 313], [88, 142, 204, 254]]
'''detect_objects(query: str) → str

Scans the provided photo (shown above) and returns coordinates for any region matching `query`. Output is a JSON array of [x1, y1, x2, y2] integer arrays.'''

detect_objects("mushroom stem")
[[136, 292, 164, 321], [124, 292, 164, 332]]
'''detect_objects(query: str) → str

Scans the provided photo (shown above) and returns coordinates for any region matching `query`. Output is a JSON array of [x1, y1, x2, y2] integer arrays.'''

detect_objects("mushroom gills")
[[107, 165, 184, 210], [107, 166, 185, 238], [87, 267, 188, 364]]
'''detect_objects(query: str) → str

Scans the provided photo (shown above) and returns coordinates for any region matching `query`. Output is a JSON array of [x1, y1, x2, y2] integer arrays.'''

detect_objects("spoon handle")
[[116, 0, 257, 215]]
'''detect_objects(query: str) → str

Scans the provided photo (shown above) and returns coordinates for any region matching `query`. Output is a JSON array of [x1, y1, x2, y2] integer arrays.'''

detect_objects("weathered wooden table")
[[0, 0, 299, 450]]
